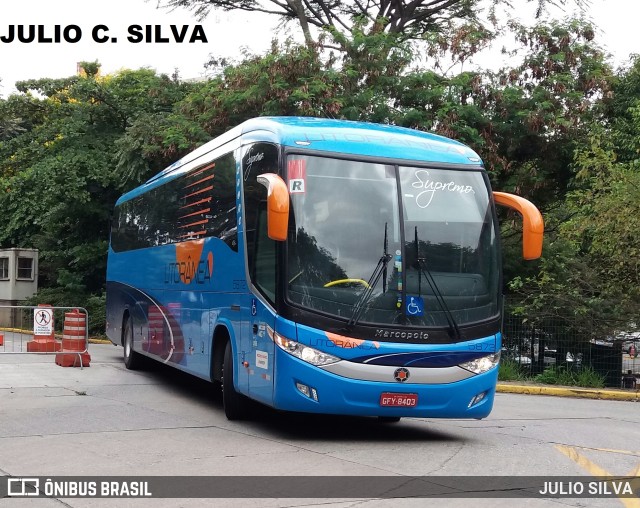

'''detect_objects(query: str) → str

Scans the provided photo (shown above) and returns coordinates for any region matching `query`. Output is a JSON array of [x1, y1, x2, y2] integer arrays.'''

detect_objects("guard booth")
[[0, 248, 38, 327]]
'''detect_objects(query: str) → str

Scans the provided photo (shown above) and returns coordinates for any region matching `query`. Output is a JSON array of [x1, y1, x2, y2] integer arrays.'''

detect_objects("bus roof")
[[244, 116, 482, 164], [118, 117, 483, 204]]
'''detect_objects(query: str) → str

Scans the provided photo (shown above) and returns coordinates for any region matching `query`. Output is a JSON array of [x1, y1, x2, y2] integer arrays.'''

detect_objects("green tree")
[[508, 57, 640, 337], [0, 66, 192, 322], [159, 0, 587, 55], [0, 14, 624, 340]]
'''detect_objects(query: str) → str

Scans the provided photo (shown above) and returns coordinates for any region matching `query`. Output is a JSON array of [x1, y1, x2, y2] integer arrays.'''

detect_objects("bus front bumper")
[[271, 348, 499, 419]]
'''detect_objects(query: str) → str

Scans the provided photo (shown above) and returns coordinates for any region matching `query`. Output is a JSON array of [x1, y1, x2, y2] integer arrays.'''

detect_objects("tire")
[[123, 316, 142, 370], [222, 341, 252, 420]]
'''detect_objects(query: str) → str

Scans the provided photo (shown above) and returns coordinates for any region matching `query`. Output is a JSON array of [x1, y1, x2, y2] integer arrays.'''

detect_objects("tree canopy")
[[159, 0, 588, 54], [1, 10, 638, 339], [508, 56, 640, 336], [0, 65, 195, 330]]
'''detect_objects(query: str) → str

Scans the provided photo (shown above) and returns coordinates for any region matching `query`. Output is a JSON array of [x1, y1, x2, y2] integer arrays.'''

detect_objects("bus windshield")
[[286, 155, 500, 329]]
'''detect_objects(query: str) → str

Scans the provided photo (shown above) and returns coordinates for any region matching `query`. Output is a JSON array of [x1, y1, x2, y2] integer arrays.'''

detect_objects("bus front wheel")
[[222, 341, 252, 420]]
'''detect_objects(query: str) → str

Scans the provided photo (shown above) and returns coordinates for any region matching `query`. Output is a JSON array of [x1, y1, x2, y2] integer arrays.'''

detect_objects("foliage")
[[26, 289, 106, 337], [178, 41, 344, 131], [0, 67, 193, 302], [153, 17, 611, 201], [573, 366, 607, 389], [500, 358, 608, 388], [0, 12, 636, 344], [498, 358, 528, 381], [507, 56, 640, 336], [534, 365, 605, 388], [602, 57, 640, 163], [157, 0, 587, 57]]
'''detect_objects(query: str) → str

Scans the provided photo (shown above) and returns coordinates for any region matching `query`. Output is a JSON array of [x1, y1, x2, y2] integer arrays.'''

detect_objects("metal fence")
[[502, 315, 639, 388], [0, 305, 90, 368]]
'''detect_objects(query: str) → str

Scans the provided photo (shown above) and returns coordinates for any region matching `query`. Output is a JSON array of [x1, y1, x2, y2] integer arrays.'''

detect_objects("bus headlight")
[[459, 352, 501, 374], [270, 330, 340, 366]]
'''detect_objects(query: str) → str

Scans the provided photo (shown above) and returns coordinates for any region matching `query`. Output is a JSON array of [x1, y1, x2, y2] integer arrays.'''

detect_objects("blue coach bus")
[[106, 117, 543, 421]]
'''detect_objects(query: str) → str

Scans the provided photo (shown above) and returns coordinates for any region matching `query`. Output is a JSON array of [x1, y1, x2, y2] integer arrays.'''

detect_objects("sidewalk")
[[496, 381, 639, 401]]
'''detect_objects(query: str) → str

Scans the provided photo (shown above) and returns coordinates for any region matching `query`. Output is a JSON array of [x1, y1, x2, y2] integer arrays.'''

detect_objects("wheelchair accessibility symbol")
[[406, 296, 424, 316]]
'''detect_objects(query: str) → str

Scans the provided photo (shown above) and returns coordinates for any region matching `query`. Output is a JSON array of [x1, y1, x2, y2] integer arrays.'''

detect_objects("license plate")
[[379, 393, 418, 407]]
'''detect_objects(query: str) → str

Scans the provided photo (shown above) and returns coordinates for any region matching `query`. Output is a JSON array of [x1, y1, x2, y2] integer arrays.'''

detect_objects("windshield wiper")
[[345, 223, 391, 330], [414, 227, 461, 340]]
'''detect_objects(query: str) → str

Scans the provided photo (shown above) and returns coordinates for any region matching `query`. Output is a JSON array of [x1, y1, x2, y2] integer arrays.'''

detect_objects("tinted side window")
[[177, 152, 237, 249], [111, 196, 149, 251], [111, 151, 238, 252], [242, 143, 280, 303]]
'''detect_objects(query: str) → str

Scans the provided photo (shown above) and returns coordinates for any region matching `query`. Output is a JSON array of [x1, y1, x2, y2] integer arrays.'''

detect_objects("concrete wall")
[[0, 248, 38, 327], [0, 248, 38, 301]]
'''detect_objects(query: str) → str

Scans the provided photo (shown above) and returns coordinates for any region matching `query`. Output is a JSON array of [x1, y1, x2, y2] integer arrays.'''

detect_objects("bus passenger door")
[[248, 298, 275, 404], [242, 142, 280, 405], [248, 205, 278, 403]]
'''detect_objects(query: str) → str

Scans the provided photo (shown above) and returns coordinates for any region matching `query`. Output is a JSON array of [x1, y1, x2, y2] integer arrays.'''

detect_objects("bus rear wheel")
[[222, 341, 252, 420], [123, 317, 142, 370]]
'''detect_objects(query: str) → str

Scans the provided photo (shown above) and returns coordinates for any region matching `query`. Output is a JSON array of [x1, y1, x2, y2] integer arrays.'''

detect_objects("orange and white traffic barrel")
[[55, 309, 91, 367]]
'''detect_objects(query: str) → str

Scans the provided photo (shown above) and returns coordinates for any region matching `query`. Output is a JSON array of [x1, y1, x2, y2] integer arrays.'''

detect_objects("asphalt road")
[[1, 343, 639, 508]]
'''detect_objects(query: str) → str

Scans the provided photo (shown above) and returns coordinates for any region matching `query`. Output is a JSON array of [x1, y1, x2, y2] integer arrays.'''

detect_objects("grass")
[[498, 358, 528, 381], [573, 367, 607, 389], [534, 365, 606, 388], [499, 360, 607, 389]]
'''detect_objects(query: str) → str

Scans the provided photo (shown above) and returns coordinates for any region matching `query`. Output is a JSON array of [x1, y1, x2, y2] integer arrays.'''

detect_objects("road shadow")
[[136, 358, 472, 444]]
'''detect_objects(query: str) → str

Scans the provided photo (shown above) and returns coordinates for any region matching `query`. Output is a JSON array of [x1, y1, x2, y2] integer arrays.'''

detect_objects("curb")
[[496, 383, 639, 402], [88, 338, 114, 345]]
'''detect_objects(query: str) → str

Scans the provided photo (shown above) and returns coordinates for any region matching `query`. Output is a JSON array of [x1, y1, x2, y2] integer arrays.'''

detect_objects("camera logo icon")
[[7, 478, 40, 496]]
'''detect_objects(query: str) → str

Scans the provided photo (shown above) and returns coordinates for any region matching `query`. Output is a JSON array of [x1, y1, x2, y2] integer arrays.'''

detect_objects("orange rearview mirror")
[[257, 173, 289, 241], [493, 191, 544, 260]]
